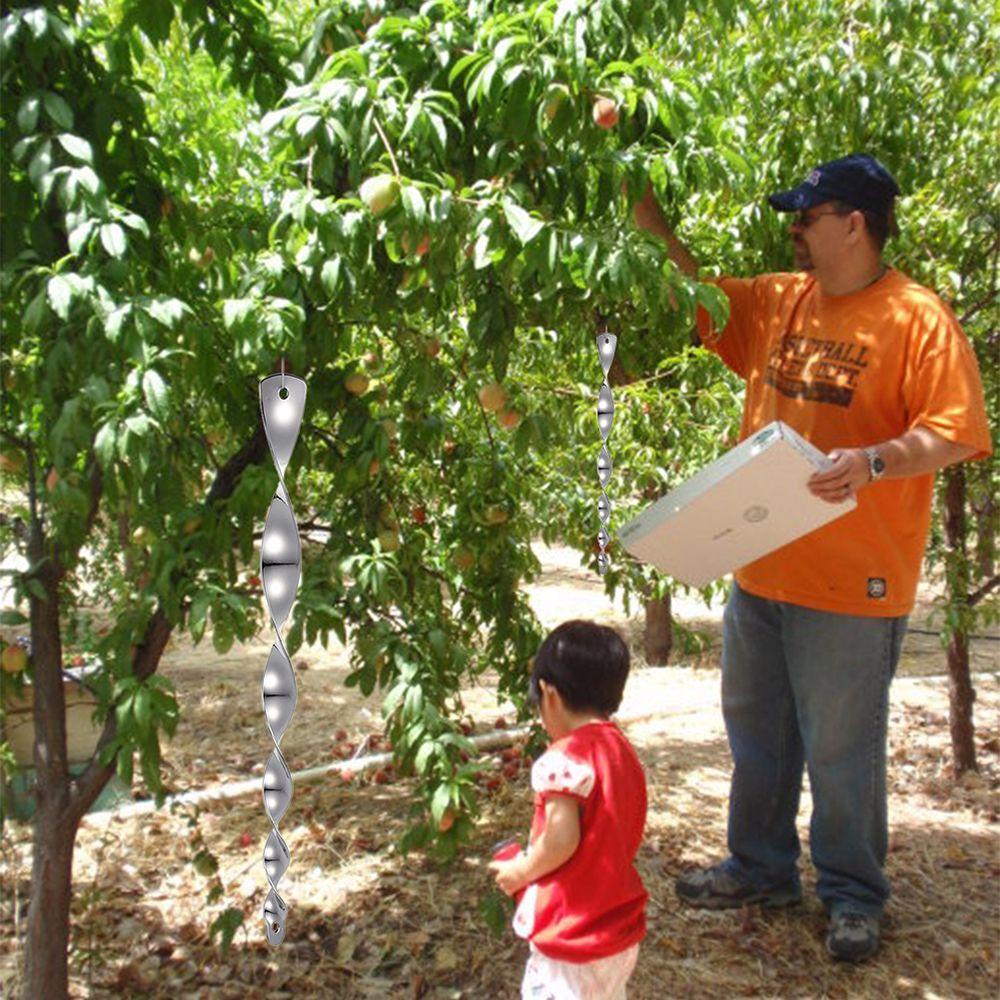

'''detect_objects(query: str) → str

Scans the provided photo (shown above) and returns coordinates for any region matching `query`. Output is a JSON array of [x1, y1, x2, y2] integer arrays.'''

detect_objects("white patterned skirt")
[[520, 941, 640, 1000]]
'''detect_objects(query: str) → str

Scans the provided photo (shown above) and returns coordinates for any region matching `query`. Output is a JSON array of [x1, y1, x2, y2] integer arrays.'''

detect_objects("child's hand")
[[488, 856, 529, 897]]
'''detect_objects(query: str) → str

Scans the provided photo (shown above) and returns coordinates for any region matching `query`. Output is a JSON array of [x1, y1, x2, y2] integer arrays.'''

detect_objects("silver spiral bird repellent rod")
[[596, 332, 616, 575], [258, 364, 306, 945]]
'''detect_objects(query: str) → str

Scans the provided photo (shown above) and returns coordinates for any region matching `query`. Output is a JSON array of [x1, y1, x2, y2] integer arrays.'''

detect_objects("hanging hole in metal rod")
[[596, 333, 617, 377], [279, 387, 289, 400]]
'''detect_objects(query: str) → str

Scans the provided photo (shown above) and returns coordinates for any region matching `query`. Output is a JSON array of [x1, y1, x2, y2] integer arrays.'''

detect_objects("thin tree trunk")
[[643, 589, 673, 665], [20, 421, 270, 999], [24, 798, 79, 1000], [972, 467, 996, 578], [23, 510, 74, 999], [943, 465, 977, 777], [946, 630, 977, 776]]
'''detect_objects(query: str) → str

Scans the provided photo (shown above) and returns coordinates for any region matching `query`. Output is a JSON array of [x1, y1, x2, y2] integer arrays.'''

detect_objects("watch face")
[[873, 456, 886, 474]]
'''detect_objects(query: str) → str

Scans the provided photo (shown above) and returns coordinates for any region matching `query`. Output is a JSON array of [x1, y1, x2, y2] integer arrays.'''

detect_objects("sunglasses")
[[793, 208, 853, 228]]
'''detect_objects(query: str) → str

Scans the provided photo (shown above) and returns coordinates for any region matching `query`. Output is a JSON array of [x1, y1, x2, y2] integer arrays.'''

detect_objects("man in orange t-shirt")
[[631, 153, 992, 962]]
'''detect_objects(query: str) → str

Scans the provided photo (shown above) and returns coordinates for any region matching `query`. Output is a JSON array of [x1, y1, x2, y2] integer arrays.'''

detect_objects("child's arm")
[[490, 795, 581, 897]]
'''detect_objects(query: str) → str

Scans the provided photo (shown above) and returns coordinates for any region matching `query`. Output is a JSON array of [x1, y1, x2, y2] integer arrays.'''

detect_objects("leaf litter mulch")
[[1, 544, 997, 998]]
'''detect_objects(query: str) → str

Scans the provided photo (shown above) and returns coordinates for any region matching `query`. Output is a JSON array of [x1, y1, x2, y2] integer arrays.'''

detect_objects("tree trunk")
[[18, 422, 268, 999], [23, 513, 75, 999], [23, 797, 79, 1000], [946, 630, 977, 776], [972, 466, 996, 578], [942, 465, 977, 777], [643, 589, 673, 665]]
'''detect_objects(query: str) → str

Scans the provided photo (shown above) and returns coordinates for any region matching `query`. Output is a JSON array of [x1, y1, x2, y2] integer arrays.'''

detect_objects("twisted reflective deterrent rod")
[[596, 333, 617, 575], [258, 369, 306, 945]]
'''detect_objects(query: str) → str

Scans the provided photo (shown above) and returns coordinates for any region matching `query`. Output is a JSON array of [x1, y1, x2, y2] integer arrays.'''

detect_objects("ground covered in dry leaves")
[[1, 543, 998, 998]]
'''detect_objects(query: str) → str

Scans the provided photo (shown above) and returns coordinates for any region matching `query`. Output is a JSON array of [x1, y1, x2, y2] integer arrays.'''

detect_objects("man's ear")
[[848, 209, 866, 245]]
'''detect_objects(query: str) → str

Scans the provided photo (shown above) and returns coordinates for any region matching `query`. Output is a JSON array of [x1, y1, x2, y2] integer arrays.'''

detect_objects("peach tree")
[[2, 1, 996, 996]]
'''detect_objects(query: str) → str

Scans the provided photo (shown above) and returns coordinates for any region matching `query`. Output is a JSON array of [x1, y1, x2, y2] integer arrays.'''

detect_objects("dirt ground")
[[1, 541, 998, 998]]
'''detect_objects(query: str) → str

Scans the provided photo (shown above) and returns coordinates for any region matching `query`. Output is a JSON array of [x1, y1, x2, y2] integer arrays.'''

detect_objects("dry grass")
[[1, 543, 997, 998]]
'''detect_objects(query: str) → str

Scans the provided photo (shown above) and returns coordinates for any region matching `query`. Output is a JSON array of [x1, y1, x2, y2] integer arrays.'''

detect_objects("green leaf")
[[146, 297, 187, 328], [320, 257, 343, 297], [401, 185, 426, 225], [142, 369, 169, 420], [398, 823, 432, 854], [212, 626, 234, 656], [105, 304, 130, 341], [43, 91, 73, 129], [117, 748, 134, 786], [124, 413, 151, 437], [56, 133, 92, 163], [100, 223, 127, 258], [189, 590, 210, 645], [68, 221, 94, 254], [695, 282, 730, 332], [358, 664, 376, 696], [47, 274, 73, 319], [414, 741, 436, 775], [121, 213, 149, 237], [138, 0, 175, 44], [0, 610, 28, 626], [209, 908, 244, 956], [222, 298, 255, 329], [76, 166, 100, 195], [24, 9, 48, 40], [134, 685, 151, 733], [426, 112, 447, 158], [294, 113, 320, 139], [430, 781, 451, 823], [479, 888, 512, 937], [94, 422, 117, 467], [28, 139, 52, 188], [192, 848, 218, 878], [17, 95, 40, 132], [573, 18, 587, 74], [502, 199, 543, 245]]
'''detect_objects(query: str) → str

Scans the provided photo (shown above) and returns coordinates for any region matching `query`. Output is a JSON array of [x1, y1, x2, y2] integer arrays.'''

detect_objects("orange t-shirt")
[[695, 267, 992, 617]]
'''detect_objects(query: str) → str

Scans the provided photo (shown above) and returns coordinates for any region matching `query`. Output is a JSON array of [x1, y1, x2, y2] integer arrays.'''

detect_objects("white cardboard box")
[[617, 420, 856, 588]]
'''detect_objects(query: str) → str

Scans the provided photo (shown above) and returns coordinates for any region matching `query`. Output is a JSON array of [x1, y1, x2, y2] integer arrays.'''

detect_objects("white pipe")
[[80, 701, 713, 825]]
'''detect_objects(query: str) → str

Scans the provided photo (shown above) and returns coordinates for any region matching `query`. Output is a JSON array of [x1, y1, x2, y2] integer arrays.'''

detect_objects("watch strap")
[[865, 446, 885, 481]]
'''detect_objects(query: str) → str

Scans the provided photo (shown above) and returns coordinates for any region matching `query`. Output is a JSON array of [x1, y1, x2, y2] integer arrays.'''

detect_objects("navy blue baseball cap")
[[768, 153, 901, 216]]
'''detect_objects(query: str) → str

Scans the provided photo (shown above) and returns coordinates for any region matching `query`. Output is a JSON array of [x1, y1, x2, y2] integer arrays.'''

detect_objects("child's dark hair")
[[529, 619, 630, 716]]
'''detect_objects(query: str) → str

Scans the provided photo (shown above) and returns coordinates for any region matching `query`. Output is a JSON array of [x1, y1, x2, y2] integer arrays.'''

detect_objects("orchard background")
[[0, 1, 996, 998]]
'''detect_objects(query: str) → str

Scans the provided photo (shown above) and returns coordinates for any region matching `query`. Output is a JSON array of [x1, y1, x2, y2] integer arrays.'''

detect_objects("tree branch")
[[371, 112, 402, 178], [959, 290, 998, 326], [1, 427, 30, 451], [968, 573, 1000, 609], [72, 416, 275, 815]]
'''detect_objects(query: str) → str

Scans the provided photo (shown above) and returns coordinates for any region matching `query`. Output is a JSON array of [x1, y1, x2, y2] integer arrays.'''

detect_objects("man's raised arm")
[[631, 183, 701, 280], [629, 183, 704, 345]]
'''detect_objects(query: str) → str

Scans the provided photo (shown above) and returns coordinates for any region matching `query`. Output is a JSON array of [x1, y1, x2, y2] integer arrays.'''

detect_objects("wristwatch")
[[865, 446, 886, 482]]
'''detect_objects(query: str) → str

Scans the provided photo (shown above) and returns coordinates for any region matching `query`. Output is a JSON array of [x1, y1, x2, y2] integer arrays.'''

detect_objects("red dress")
[[513, 720, 648, 962]]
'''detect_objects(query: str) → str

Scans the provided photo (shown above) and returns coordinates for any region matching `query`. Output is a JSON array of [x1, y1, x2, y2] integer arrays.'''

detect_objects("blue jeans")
[[720, 582, 907, 917]]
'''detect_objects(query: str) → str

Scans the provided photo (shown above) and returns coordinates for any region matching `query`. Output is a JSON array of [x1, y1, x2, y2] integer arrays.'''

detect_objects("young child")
[[488, 619, 648, 1000]]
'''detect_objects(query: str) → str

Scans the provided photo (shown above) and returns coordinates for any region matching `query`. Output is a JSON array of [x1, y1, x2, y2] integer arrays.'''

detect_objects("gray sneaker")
[[826, 910, 881, 962], [674, 862, 802, 910]]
